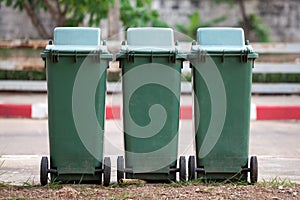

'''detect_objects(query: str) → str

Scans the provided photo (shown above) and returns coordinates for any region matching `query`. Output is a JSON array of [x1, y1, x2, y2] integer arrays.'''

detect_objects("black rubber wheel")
[[179, 156, 186, 182], [250, 156, 258, 183], [117, 156, 124, 184], [188, 156, 196, 180], [103, 157, 111, 186], [40, 156, 48, 186]]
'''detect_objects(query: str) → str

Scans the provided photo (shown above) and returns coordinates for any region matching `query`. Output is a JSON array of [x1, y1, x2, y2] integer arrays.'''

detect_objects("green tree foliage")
[[175, 12, 226, 39], [1, 0, 111, 26], [247, 14, 271, 42], [0, 0, 112, 38], [120, 0, 168, 30], [212, 0, 271, 42], [212, 0, 235, 5], [0, 0, 166, 38]]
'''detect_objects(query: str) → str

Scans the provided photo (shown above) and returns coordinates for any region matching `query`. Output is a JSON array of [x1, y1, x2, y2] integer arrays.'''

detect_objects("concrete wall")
[[153, 0, 300, 42], [0, 0, 299, 42], [259, 0, 300, 42], [0, 2, 56, 40]]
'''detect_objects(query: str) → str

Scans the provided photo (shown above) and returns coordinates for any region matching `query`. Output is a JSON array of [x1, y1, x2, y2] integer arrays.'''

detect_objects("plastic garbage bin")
[[116, 27, 186, 182], [40, 27, 112, 186], [188, 27, 258, 183]]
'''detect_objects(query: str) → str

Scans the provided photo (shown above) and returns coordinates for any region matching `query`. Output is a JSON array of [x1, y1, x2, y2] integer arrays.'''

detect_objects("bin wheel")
[[103, 157, 111, 186], [40, 156, 49, 186], [250, 156, 258, 183], [188, 156, 196, 180], [179, 156, 186, 182], [117, 156, 124, 184]]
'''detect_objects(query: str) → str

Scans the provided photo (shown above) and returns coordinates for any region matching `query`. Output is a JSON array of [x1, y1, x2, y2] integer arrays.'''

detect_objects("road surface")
[[0, 119, 299, 185]]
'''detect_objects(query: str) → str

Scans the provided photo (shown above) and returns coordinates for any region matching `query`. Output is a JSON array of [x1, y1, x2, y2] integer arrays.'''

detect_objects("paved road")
[[0, 119, 299, 185]]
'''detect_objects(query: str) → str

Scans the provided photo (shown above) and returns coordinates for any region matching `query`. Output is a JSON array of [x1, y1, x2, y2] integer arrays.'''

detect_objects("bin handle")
[[127, 51, 135, 63], [150, 50, 153, 63], [221, 50, 225, 63], [240, 48, 250, 63], [50, 50, 59, 63], [198, 50, 206, 62], [74, 50, 77, 63]]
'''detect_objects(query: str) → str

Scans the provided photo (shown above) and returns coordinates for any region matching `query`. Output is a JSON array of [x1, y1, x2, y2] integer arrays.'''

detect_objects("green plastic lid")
[[54, 27, 101, 46], [127, 27, 174, 47], [197, 27, 245, 47]]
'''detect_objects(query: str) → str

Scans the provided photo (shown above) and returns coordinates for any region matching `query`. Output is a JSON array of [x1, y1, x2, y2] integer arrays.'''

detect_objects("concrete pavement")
[[0, 119, 300, 185], [0, 93, 299, 185]]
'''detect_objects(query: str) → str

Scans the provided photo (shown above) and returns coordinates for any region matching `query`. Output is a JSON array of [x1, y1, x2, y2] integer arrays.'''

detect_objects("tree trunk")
[[42, 0, 67, 26], [107, 0, 120, 39], [22, 0, 51, 39], [236, 0, 251, 39]]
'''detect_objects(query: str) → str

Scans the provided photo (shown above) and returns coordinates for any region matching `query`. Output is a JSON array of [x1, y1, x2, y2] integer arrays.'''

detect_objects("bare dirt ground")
[[0, 182, 299, 200]]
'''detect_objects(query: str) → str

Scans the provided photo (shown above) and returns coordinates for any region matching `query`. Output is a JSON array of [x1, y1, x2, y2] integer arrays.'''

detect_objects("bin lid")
[[54, 27, 101, 46], [121, 27, 177, 52], [198, 27, 245, 46], [192, 27, 255, 52], [45, 27, 109, 53]]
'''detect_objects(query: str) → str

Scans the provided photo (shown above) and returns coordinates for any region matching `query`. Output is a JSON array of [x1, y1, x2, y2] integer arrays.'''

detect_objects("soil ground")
[[0, 182, 299, 200]]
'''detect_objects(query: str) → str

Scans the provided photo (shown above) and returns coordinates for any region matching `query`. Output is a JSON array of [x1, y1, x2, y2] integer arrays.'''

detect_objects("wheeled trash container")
[[188, 28, 258, 183], [116, 28, 186, 183], [40, 27, 112, 186]]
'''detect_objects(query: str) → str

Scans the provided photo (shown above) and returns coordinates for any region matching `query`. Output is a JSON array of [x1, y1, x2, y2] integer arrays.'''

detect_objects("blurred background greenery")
[[0, 0, 271, 42], [0, 0, 299, 83]]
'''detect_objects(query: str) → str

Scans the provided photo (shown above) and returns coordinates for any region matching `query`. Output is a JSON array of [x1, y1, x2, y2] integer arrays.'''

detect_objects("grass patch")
[[0, 160, 4, 175], [0, 70, 121, 82], [22, 177, 34, 188], [107, 71, 121, 82], [1, 69, 299, 83], [257, 177, 299, 187], [108, 192, 134, 200], [0, 70, 46, 80], [0, 48, 41, 59], [182, 73, 192, 82], [253, 73, 300, 83], [0, 160, 7, 187], [44, 181, 63, 190], [6, 198, 27, 200], [182, 72, 300, 83], [109, 182, 146, 188], [0, 182, 11, 188], [164, 178, 249, 188], [163, 177, 299, 188]]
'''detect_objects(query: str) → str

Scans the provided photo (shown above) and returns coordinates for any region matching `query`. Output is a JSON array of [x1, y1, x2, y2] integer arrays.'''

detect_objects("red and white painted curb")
[[0, 103, 300, 120], [0, 103, 47, 119], [0, 103, 121, 119]]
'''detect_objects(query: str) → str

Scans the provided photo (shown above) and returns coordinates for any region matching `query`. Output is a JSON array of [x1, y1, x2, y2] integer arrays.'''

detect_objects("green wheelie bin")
[[116, 27, 186, 183], [40, 27, 112, 186], [187, 28, 259, 183]]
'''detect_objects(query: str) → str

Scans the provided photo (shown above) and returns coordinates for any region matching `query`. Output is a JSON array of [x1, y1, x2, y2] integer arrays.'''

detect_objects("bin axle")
[[169, 167, 180, 172], [95, 168, 104, 174], [47, 168, 58, 175], [241, 167, 251, 173], [195, 167, 205, 173]]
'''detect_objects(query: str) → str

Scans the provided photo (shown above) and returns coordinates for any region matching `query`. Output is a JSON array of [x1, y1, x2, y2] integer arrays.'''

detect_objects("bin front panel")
[[121, 56, 181, 174], [193, 55, 253, 174], [46, 54, 107, 175]]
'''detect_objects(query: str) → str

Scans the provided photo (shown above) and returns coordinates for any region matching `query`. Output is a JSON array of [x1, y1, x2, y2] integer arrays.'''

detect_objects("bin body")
[[190, 28, 258, 180], [42, 27, 111, 183], [118, 28, 183, 181]]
